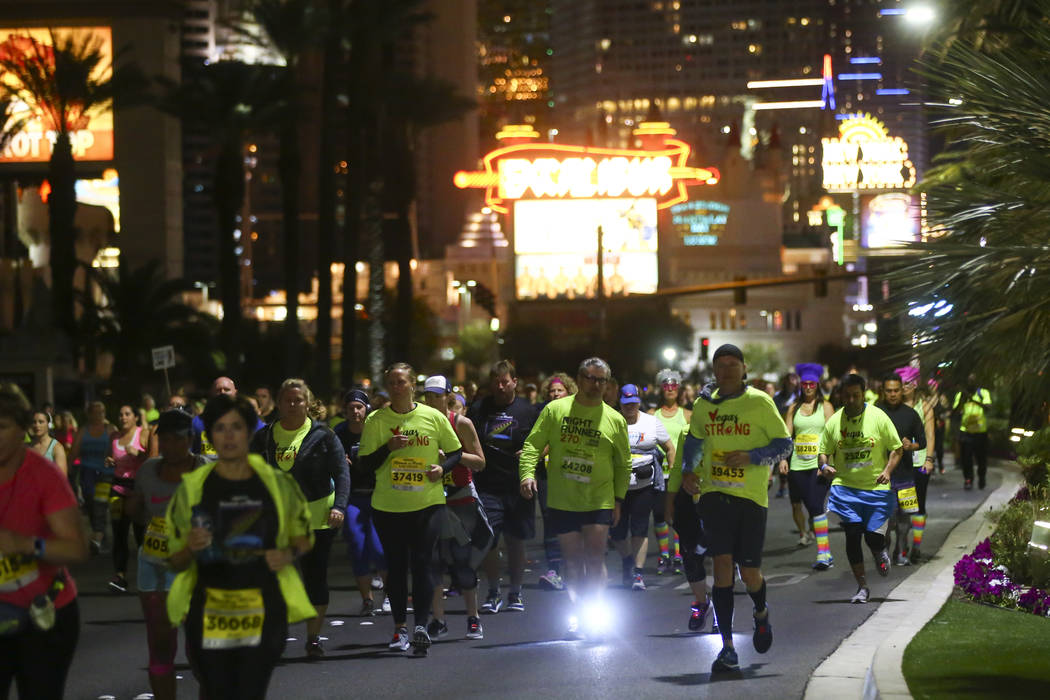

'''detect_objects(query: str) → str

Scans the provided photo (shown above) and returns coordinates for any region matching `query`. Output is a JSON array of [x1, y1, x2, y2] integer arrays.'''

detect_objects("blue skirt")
[[828, 485, 893, 534]]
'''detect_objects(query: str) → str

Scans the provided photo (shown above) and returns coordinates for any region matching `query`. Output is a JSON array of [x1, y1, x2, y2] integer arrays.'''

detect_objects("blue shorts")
[[827, 485, 893, 535], [137, 550, 176, 592]]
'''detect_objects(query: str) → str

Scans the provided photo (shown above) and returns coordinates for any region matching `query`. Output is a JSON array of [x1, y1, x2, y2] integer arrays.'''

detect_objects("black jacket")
[[251, 419, 350, 510]]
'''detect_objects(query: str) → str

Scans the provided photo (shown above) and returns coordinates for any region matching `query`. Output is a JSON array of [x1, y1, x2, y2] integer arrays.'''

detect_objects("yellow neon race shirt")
[[819, 405, 903, 491]]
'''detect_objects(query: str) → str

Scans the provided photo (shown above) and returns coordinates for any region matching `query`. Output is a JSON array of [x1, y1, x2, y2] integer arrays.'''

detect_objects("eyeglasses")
[[801, 381, 818, 388], [661, 382, 679, 389], [580, 374, 608, 384]]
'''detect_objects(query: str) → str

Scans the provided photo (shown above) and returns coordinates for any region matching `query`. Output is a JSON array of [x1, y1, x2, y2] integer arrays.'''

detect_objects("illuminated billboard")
[[0, 27, 115, 163], [861, 192, 919, 248], [514, 198, 658, 300], [822, 113, 915, 193], [670, 200, 730, 246]]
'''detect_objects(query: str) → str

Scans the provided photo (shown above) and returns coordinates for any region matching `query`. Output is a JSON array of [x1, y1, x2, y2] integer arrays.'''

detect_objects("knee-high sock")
[[654, 522, 671, 559], [813, 513, 831, 560], [712, 586, 734, 642], [672, 531, 681, 559], [911, 514, 926, 549]]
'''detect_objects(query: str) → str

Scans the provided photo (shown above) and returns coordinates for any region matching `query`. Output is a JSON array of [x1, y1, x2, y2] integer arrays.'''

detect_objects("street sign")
[[151, 345, 175, 371]]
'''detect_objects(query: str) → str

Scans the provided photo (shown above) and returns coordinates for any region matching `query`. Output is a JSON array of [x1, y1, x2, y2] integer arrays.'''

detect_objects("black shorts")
[[610, 486, 654, 540], [699, 492, 767, 568], [671, 489, 707, 555], [787, 467, 829, 517], [547, 507, 614, 536], [478, 490, 536, 542]]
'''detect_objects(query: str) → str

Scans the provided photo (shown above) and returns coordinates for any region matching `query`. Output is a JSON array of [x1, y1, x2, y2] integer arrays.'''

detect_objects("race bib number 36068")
[[202, 587, 265, 649]]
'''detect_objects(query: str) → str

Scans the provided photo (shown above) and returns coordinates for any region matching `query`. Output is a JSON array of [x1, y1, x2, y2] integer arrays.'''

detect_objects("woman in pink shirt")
[[107, 404, 148, 593]]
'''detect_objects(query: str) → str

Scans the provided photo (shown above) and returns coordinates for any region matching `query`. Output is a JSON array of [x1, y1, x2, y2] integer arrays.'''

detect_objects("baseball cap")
[[619, 383, 642, 404], [712, 343, 744, 363], [156, 409, 192, 437], [424, 375, 451, 394]]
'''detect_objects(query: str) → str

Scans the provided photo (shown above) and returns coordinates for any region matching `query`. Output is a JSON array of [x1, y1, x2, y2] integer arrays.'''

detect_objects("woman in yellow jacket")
[[166, 394, 314, 700]]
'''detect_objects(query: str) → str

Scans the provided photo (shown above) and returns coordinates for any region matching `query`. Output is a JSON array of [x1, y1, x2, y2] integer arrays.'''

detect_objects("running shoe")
[[371, 575, 384, 590], [381, 597, 392, 614], [107, 574, 128, 594], [711, 646, 740, 673], [895, 551, 911, 567], [389, 627, 410, 651], [539, 569, 565, 590], [359, 598, 376, 617], [506, 592, 525, 612], [850, 587, 870, 604], [631, 573, 647, 591], [964, 479, 973, 490], [688, 599, 710, 632], [305, 637, 325, 659], [812, 556, 835, 571], [426, 619, 449, 640], [910, 547, 922, 565], [481, 592, 503, 614], [752, 608, 772, 653], [799, 532, 815, 547], [673, 557, 684, 575], [466, 616, 484, 640], [656, 555, 670, 575], [411, 625, 431, 657], [876, 550, 891, 577]]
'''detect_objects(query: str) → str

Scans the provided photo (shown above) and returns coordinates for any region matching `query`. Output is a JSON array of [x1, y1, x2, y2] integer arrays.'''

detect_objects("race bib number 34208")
[[561, 455, 594, 483]]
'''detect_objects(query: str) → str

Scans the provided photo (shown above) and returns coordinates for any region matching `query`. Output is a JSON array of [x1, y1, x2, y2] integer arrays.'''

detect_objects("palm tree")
[[885, 3, 1050, 408], [0, 29, 144, 343]]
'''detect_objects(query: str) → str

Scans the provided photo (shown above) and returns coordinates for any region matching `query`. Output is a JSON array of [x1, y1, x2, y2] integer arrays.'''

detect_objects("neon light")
[[822, 54, 836, 110], [752, 100, 825, 111], [879, 8, 906, 15], [850, 57, 881, 64], [835, 113, 862, 120], [495, 124, 540, 140], [876, 88, 910, 95], [823, 54, 833, 79], [821, 113, 916, 192], [746, 78, 824, 89], [838, 73, 883, 80], [454, 140, 719, 214]]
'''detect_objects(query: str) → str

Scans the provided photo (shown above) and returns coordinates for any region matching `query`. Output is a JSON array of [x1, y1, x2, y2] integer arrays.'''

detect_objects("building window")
[[729, 308, 738, 330], [773, 310, 783, 330], [710, 311, 717, 330], [795, 310, 802, 330]]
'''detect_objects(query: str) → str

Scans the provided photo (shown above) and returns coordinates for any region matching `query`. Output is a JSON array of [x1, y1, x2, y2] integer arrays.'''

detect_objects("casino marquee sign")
[[454, 122, 719, 214]]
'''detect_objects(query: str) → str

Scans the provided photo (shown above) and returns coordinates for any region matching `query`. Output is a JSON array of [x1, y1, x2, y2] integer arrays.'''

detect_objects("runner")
[[70, 401, 113, 554], [953, 375, 992, 490], [251, 379, 349, 659], [520, 357, 631, 639], [649, 369, 690, 576], [28, 410, 67, 475], [334, 389, 389, 616], [613, 384, 673, 591], [255, 386, 277, 424], [679, 344, 792, 673], [166, 394, 315, 698], [422, 375, 489, 641], [778, 363, 835, 570], [125, 409, 206, 700], [818, 374, 904, 605], [192, 377, 264, 457], [535, 373, 576, 590], [467, 360, 539, 614], [664, 430, 712, 632], [898, 366, 936, 563], [0, 384, 88, 700], [876, 373, 927, 567], [108, 404, 149, 593], [359, 363, 463, 656]]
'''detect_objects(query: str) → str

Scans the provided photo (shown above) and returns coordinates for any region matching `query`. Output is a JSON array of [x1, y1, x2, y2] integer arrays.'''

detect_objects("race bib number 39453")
[[202, 587, 265, 649], [710, 450, 745, 488]]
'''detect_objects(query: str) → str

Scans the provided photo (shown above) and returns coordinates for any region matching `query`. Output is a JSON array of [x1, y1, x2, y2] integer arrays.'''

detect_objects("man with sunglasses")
[[519, 357, 631, 639]]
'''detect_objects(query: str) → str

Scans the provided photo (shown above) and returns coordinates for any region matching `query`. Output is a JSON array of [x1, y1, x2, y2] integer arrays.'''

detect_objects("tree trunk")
[[315, 16, 340, 396], [48, 131, 77, 347], [215, 135, 245, 377], [280, 114, 302, 378], [364, 181, 385, 383], [393, 213, 412, 359]]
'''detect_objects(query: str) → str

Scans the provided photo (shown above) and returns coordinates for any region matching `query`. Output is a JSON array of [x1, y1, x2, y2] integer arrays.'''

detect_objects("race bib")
[[0, 553, 39, 593], [843, 446, 872, 471], [710, 450, 745, 488], [142, 516, 170, 559], [897, 486, 919, 513], [391, 457, 427, 492], [561, 455, 594, 483], [202, 587, 265, 649], [795, 434, 819, 459], [93, 480, 112, 502]]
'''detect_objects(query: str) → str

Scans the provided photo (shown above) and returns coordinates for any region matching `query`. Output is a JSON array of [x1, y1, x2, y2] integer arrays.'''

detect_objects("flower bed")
[[954, 537, 1050, 617]]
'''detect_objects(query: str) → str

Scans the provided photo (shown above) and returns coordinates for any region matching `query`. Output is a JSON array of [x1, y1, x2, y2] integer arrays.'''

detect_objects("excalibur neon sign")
[[454, 122, 719, 214]]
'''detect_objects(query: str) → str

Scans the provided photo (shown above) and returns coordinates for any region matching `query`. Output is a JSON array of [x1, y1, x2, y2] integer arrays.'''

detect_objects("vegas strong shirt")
[[819, 405, 903, 491], [689, 386, 789, 508], [360, 403, 462, 513], [519, 395, 631, 512]]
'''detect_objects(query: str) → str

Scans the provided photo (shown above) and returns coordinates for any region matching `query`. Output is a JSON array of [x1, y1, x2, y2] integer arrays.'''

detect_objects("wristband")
[[33, 537, 46, 559]]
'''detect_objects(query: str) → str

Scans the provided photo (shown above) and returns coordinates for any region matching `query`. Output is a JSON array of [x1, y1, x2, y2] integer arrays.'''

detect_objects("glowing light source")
[[821, 113, 916, 192], [751, 100, 825, 111], [746, 78, 824, 89], [838, 73, 883, 81]]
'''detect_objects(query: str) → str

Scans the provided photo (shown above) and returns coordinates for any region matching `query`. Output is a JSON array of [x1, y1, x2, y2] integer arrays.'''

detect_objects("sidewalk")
[[803, 461, 1022, 700]]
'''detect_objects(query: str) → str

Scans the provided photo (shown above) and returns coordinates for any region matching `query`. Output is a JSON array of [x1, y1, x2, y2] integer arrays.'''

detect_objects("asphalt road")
[[60, 457, 1001, 700]]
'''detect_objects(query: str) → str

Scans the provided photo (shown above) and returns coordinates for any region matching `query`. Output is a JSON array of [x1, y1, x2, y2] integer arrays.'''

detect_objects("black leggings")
[[959, 433, 989, 482], [300, 528, 336, 606], [373, 504, 444, 628], [933, 424, 946, 470], [112, 508, 144, 574], [914, 469, 930, 515], [672, 490, 708, 584], [0, 599, 79, 700], [843, 522, 886, 566]]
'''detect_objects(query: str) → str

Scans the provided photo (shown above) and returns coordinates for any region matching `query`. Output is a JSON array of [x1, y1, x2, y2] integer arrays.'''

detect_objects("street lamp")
[[662, 347, 677, 364], [904, 6, 935, 24]]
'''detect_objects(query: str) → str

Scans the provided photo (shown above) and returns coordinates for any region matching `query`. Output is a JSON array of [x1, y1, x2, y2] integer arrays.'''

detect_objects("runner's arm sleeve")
[[441, 448, 463, 472], [519, 406, 552, 482], [748, 438, 794, 468], [680, 432, 705, 475], [359, 445, 391, 472]]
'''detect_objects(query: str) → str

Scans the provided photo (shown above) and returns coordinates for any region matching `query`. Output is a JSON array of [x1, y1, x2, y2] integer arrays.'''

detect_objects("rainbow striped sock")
[[655, 522, 671, 559], [672, 531, 681, 559], [813, 513, 831, 561], [911, 514, 926, 549]]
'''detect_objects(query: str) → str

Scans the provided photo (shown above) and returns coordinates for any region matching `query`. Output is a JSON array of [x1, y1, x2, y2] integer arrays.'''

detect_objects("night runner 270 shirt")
[[689, 386, 790, 508], [819, 404, 903, 492], [519, 395, 631, 512], [360, 403, 462, 513]]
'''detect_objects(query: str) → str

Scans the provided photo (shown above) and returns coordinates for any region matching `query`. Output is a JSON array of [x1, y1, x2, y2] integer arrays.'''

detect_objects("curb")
[[803, 463, 1022, 700]]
